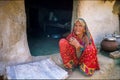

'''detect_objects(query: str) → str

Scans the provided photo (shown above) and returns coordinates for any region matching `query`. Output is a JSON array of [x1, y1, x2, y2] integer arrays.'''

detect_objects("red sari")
[[59, 32, 100, 75]]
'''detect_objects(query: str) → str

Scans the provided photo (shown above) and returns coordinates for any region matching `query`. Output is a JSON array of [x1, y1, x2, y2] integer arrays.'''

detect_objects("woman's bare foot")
[[65, 68, 73, 75]]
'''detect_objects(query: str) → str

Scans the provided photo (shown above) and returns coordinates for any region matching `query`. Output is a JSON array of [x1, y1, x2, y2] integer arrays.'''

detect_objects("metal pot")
[[101, 38, 119, 52]]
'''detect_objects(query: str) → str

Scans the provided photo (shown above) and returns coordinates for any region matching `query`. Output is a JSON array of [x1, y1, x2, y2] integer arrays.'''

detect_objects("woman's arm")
[[69, 37, 83, 58]]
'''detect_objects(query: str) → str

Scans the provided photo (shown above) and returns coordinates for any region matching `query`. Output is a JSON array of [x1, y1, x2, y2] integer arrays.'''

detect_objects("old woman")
[[59, 18, 100, 76]]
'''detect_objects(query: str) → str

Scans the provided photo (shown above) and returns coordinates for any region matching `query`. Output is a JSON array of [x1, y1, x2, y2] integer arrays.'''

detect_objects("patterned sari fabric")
[[59, 18, 100, 76]]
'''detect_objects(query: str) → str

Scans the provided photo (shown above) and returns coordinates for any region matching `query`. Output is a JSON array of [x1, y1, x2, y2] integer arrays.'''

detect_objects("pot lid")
[[104, 37, 116, 41]]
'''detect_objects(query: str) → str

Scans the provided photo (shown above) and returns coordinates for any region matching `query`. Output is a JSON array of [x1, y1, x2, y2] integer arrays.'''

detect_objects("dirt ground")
[[1, 52, 120, 79]]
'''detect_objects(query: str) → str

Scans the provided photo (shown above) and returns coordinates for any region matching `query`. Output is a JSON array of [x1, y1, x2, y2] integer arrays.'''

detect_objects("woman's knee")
[[59, 38, 69, 46]]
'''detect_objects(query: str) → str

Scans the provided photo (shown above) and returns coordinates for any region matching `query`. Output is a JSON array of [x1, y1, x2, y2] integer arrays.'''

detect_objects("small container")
[[51, 34, 61, 39]]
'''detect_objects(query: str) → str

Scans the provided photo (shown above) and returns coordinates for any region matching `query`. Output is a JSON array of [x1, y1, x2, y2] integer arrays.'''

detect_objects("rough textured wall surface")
[[71, 0, 80, 29], [0, 0, 31, 72], [73, 0, 119, 44]]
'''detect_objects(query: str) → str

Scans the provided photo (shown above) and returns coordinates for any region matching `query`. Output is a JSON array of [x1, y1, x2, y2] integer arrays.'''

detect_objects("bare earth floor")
[[31, 52, 120, 79], [3, 51, 120, 79]]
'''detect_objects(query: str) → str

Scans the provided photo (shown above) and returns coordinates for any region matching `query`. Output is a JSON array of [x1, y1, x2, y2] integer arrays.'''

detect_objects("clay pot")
[[101, 39, 119, 52]]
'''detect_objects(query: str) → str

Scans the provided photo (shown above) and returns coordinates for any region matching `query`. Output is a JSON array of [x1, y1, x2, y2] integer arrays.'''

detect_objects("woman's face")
[[73, 21, 85, 36]]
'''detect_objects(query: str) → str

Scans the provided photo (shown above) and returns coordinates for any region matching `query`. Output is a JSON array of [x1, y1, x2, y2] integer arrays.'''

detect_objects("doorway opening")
[[25, 0, 73, 56]]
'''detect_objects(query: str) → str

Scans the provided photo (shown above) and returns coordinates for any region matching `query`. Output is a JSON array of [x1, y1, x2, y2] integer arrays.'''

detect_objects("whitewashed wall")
[[72, 0, 119, 44], [0, 0, 31, 68]]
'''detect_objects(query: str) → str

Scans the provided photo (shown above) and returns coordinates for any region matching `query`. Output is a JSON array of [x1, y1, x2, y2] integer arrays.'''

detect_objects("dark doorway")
[[25, 0, 73, 56]]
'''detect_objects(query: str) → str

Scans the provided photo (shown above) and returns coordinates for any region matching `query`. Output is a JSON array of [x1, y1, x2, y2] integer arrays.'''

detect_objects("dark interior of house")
[[25, 0, 73, 56]]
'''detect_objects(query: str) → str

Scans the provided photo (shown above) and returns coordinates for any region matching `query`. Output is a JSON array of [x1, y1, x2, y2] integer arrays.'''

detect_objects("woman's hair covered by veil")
[[73, 18, 92, 44]]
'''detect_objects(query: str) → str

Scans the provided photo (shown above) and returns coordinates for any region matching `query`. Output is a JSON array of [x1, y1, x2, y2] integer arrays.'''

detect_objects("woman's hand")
[[69, 37, 82, 52], [69, 37, 83, 58]]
